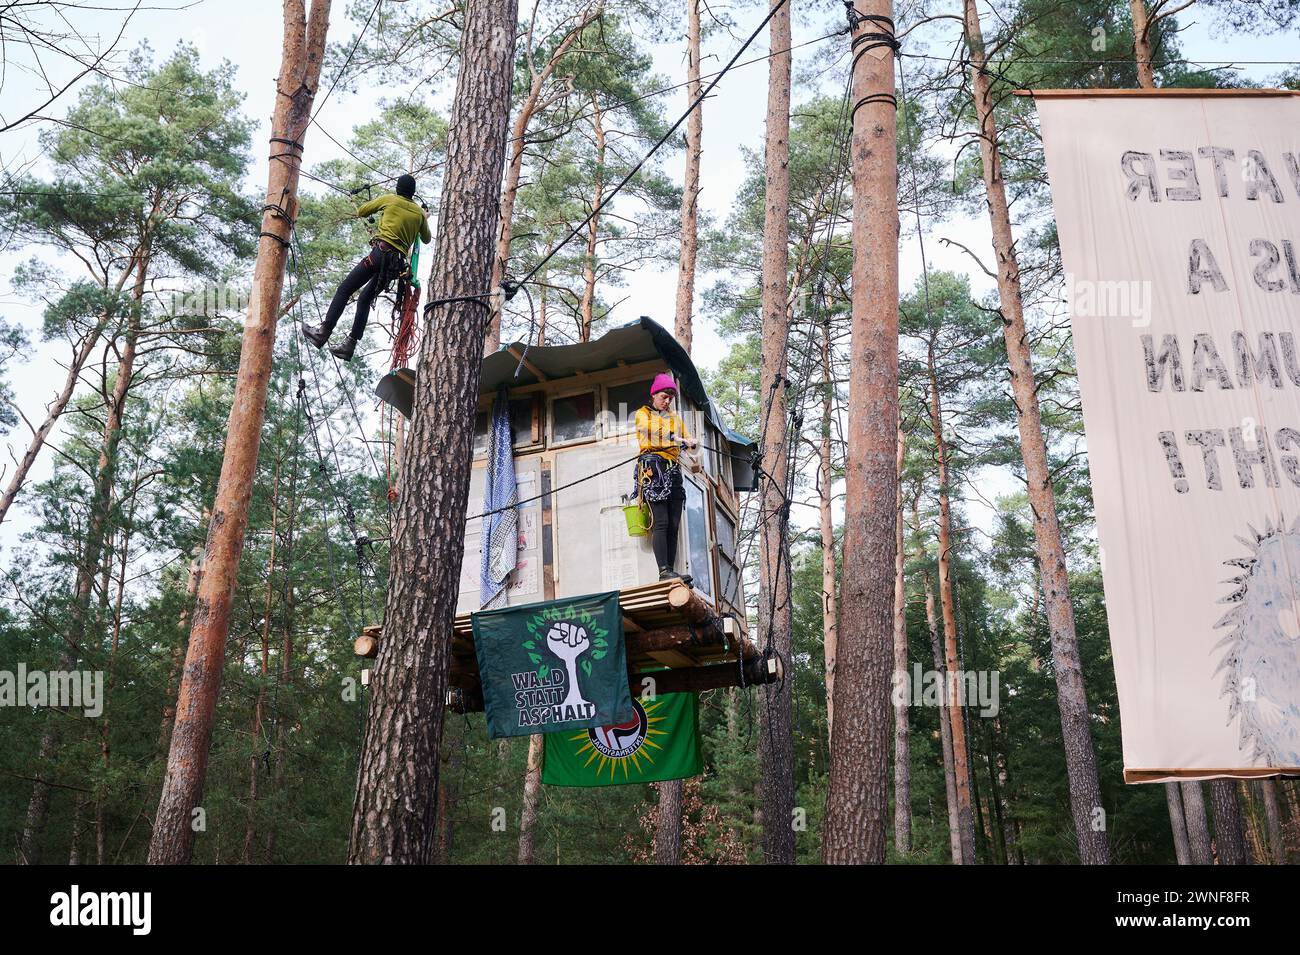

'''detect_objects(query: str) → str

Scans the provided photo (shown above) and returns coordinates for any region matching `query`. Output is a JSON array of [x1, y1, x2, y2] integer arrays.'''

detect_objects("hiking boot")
[[301, 321, 330, 349], [329, 335, 360, 361]]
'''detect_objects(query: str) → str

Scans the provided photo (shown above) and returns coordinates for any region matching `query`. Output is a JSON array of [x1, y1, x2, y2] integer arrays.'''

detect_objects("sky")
[[0, 0, 1296, 558]]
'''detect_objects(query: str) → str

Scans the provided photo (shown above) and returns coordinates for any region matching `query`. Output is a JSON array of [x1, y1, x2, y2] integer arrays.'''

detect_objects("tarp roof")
[[379, 316, 754, 452]]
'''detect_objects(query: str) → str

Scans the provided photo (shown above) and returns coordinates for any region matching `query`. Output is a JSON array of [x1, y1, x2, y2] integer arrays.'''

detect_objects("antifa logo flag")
[[472, 591, 633, 739], [542, 692, 703, 787]]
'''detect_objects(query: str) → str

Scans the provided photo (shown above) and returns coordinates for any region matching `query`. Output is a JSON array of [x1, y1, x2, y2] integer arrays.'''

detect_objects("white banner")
[[1036, 92, 1300, 782]]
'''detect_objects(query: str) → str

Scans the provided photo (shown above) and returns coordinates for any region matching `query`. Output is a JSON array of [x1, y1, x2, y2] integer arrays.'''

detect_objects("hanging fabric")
[[479, 385, 518, 609]]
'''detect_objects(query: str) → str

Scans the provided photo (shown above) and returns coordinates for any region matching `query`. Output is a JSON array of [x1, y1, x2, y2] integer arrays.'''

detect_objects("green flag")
[[542, 692, 702, 786], [472, 591, 632, 739]]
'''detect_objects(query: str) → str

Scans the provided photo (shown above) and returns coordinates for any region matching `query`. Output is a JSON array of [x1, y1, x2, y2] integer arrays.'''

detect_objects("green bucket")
[[623, 503, 650, 537]]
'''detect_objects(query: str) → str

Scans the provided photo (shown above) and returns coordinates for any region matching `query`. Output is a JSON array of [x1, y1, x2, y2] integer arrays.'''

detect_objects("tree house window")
[[604, 378, 656, 434], [473, 395, 541, 456], [549, 390, 598, 446], [683, 475, 713, 600], [715, 506, 741, 608]]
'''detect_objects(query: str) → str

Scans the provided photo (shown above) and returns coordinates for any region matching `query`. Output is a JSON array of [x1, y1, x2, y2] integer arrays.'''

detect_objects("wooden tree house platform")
[[356, 579, 780, 713]]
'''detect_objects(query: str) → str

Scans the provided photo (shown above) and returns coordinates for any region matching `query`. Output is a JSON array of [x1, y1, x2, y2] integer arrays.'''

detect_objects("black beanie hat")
[[395, 174, 416, 198]]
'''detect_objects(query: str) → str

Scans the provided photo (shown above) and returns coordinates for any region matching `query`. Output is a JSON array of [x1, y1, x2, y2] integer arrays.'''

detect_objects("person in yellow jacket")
[[635, 373, 697, 580], [302, 173, 432, 361]]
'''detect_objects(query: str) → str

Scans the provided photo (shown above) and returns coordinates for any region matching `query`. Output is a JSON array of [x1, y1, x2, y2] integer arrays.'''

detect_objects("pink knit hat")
[[650, 372, 677, 396]]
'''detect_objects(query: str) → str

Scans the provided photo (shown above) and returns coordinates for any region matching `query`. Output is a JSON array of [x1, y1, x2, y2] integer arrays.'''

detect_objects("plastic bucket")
[[623, 503, 650, 537]]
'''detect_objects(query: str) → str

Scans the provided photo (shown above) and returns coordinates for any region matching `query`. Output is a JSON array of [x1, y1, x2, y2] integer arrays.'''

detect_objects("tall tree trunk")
[[149, 0, 330, 865], [756, 0, 794, 867], [267, 412, 301, 862], [963, 0, 1110, 865], [1129, 0, 1156, 89], [982, 723, 1008, 865], [348, 0, 518, 864], [68, 796, 85, 865], [243, 458, 281, 863], [0, 312, 111, 528], [1181, 781, 1213, 864], [160, 552, 204, 754], [820, 320, 838, 737], [927, 574, 962, 865], [517, 734, 543, 864], [1259, 780, 1287, 864], [435, 740, 461, 863], [822, 0, 898, 865], [1165, 782, 1192, 865], [536, 278, 548, 347], [924, 350, 977, 863], [991, 716, 1020, 863], [1210, 779, 1248, 865], [673, 0, 702, 353], [485, 4, 602, 352], [578, 96, 605, 343], [654, 779, 685, 864], [891, 425, 910, 855], [97, 478, 139, 866], [21, 248, 148, 865], [655, 0, 704, 856]]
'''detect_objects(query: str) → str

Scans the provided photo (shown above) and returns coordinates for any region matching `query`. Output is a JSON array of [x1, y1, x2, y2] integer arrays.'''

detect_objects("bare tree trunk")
[[517, 734, 543, 864], [536, 278, 548, 347], [149, 0, 330, 865], [160, 553, 204, 754], [756, 0, 794, 867], [1210, 779, 1248, 865], [822, 0, 898, 865], [267, 429, 301, 863], [348, 0, 518, 864], [243, 458, 281, 863], [1129, 0, 1156, 89], [654, 778, 685, 864], [69, 796, 85, 865], [925, 351, 977, 864], [435, 741, 461, 863], [1259, 780, 1287, 864], [1181, 781, 1213, 864], [892, 425, 910, 855], [963, 0, 1110, 864], [653, 0, 705, 859], [1240, 781, 1266, 864], [0, 316, 109, 527], [485, 3, 602, 352], [578, 96, 605, 343], [1165, 782, 1192, 865], [672, 0, 702, 353], [820, 320, 838, 737], [22, 253, 147, 865], [97, 479, 139, 867], [927, 575, 962, 865]]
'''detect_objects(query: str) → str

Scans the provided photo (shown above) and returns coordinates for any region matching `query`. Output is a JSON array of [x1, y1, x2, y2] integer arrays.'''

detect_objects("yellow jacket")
[[357, 194, 432, 255], [635, 406, 691, 462]]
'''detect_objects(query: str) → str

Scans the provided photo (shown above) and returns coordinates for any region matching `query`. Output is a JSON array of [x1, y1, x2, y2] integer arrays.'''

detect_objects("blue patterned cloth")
[[480, 386, 517, 609]]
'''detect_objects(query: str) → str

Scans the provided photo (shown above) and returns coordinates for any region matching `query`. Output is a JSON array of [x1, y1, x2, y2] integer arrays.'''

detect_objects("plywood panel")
[[553, 441, 658, 597]]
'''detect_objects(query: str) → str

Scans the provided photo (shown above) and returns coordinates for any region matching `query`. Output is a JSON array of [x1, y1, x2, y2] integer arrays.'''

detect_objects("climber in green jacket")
[[302, 173, 432, 361]]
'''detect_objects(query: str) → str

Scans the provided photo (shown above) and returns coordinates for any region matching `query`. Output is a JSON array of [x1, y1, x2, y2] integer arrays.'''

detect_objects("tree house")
[[372, 317, 780, 702]]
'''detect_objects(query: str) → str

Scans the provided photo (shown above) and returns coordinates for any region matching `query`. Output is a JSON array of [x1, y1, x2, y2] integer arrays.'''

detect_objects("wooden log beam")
[[354, 625, 382, 659], [446, 655, 780, 714]]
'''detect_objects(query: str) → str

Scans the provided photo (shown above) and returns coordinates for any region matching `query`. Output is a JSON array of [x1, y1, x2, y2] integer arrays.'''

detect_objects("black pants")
[[323, 241, 405, 340], [650, 496, 684, 572]]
